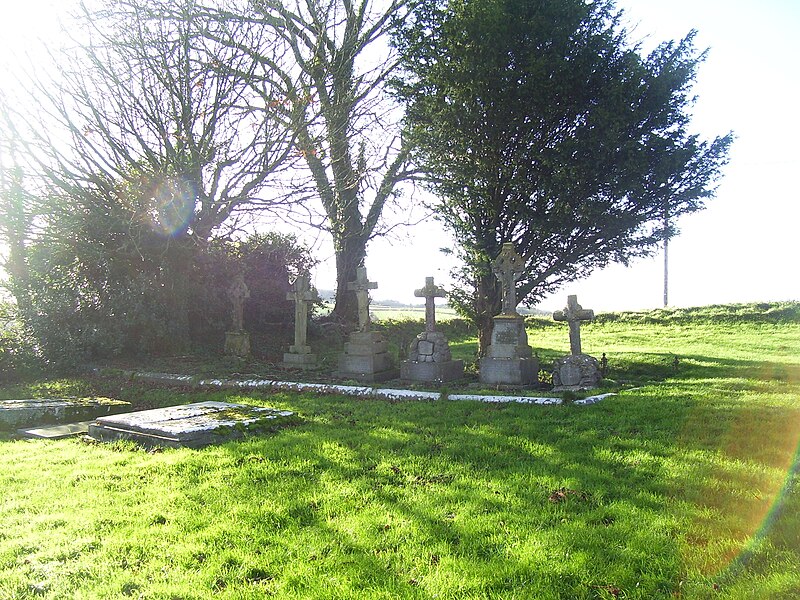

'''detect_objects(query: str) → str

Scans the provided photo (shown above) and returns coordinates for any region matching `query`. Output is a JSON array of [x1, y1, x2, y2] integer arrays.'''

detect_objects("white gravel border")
[[109, 370, 614, 406]]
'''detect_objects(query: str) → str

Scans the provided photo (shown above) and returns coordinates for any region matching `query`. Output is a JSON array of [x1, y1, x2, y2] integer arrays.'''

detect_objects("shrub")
[[0, 299, 42, 382]]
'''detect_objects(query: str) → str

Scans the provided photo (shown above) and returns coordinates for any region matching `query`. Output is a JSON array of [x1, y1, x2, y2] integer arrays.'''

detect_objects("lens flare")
[[147, 177, 196, 237]]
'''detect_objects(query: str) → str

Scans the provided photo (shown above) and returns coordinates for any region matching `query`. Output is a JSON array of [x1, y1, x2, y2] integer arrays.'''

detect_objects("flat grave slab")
[[88, 401, 296, 448], [17, 421, 93, 439], [0, 398, 132, 430]]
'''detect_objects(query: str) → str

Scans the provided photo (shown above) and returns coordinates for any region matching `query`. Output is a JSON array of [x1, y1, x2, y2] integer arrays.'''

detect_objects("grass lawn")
[[1, 306, 799, 599]]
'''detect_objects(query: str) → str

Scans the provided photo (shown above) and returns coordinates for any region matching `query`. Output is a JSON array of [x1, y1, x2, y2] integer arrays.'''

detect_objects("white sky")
[[2, 0, 798, 311]]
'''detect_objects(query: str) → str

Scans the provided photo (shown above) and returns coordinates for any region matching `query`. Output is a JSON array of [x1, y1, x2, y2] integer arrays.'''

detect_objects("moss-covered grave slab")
[[0, 397, 132, 430], [88, 401, 296, 448]]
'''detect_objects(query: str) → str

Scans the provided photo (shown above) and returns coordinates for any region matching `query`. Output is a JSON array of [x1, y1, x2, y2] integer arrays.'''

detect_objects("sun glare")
[[0, 0, 68, 92]]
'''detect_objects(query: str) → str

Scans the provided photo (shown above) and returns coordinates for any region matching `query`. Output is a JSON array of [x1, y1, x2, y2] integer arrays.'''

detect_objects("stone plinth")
[[0, 397, 132, 430], [225, 330, 250, 357], [479, 315, 538, 385], [88, 401, 296, 448], [552, 354, 602, 391], [401, 331, 464, 383], [338, 331, 397, 382], [282, 349, 318, 369]]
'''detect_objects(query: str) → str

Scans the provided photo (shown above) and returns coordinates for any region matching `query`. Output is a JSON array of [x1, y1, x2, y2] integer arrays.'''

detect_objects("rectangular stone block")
[[0, 398, 132, 430], [347, 331, 386, 344], [344, 339, 389, 355], [17, 421, 92, 439], [88, 401, 295, 448], [282, 352, 318, 368], [289, 344, 312, 355], [479, 357, 539, 385], [338, 352, 393, 375], [400, 360, 464, 383]]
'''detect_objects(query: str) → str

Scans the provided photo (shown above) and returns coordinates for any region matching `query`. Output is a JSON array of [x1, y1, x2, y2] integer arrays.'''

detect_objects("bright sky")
[[2, 0, 798, 311]]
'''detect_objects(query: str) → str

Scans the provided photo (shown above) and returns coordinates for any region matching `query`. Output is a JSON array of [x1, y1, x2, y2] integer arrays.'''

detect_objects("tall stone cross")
[[492, 243, 526, 315], [287, 275, 314, 353], [415, 276, 446, 332], [227, 272, 250, 331], [347, 266, 377, 332], [553, 295, 594, 355]]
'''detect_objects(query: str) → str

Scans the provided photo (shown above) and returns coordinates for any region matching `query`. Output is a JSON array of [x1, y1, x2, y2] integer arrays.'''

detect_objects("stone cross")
[[553, 295, 594, 355], [492, 243, 526, 315], [415, 276, 446, 332], [287, 275, 314, 352], [227, 273, 250, 331], [347, 266, 377, 332]]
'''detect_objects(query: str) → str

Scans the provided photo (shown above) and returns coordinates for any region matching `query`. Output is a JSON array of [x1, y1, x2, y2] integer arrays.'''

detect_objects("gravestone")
[[337, 267, 397, 382], [479, 243, 538, 385], [88, 401, 296, 448], [283, 275, 317, 368], [551, 295, 602, 390], [0, 397, 131, 431], [225, 272, 251, 357], [400, 277, 464, 383]]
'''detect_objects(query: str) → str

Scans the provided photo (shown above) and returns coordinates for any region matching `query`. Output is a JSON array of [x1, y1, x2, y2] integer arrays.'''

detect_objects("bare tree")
[[10, 0, 298, 246], [208, 0, 416, 323]]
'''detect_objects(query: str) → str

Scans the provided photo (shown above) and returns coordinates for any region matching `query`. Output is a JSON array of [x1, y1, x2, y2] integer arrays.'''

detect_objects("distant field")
[[370, 304, 460, 320]]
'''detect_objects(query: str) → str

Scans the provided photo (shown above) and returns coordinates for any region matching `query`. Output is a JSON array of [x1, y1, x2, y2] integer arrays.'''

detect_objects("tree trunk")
[[329, 234, 367, 325], [475, 270, 501, 357]]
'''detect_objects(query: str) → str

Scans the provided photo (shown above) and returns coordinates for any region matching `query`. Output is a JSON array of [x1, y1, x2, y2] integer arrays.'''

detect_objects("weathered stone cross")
[[347, 266, 377, 332], [287, 275, 314, 353], [415, 276, 446, 332], [492, 243, 526, 315], [553, 295, 594, 355], [227, 273, 250, 331]]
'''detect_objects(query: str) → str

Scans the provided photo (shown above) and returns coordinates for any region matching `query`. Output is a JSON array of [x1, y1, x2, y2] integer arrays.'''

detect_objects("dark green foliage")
[[0, 300, 41, 382], [190, 233, 317, 350], [393, 0, 733, 352], [17, 181, 314, 365]]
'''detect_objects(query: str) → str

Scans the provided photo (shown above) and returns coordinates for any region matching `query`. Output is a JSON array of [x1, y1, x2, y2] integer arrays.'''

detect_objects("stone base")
[[479, 357, 539, 385], [282, 352, 318, 369], [337, 330, 397, 382], [552, 354, 602, 391], [400, 359, 464, 383], [485, 315, 533, 359], [88, 401, 296, 448], [0, 397, 132, 430], [225, 331, 250, 357]]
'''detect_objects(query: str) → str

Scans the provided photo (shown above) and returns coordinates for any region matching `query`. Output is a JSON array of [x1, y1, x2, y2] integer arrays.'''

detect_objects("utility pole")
[[663, 202, 669, 308], [663, 235, 669, 307]]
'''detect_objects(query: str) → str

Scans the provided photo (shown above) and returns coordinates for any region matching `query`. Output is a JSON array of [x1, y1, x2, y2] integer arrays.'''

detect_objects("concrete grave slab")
[[0, 397, 132, 430], [88, 401, 295, 448], [17, 421, 93, 439]]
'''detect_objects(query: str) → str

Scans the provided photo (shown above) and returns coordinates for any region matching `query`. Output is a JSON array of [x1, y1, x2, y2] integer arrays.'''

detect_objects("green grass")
[[1, 304, 799, 599]]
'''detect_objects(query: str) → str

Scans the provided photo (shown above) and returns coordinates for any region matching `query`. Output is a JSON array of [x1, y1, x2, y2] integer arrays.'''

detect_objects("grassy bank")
[[0, 305, 799, 599]]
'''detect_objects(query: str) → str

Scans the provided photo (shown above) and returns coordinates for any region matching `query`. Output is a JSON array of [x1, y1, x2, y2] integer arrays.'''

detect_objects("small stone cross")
[[553, 295, 594, 355], [227, 272, 250, 331], [415, 276, 446, 332], [287, 276, 314, 353], [492, 243, 526, 315], [347, 266, 377, 332]]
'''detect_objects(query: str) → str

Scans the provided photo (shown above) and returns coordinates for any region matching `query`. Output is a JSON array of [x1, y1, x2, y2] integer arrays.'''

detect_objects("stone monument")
[[337, 267, 397, 382], [479, 243, 538, 385], [400, 277, 464, 383], [224, 272, 251, 357], [283, 275, 317, 368], [551, 295, 602, 390]]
